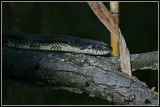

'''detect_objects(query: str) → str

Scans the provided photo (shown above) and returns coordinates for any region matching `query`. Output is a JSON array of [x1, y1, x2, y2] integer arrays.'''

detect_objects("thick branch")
[[2, 47, 158, 105]]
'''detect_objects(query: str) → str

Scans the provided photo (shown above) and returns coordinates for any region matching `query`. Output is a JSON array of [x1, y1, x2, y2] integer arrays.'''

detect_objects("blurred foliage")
[[2, 2, 158, 105]]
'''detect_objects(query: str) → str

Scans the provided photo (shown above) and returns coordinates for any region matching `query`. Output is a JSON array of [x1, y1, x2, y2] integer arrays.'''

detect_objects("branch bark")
[[2, 47, 158, 105]]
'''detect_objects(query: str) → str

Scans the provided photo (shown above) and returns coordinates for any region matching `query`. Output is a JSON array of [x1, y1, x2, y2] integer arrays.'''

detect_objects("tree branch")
[[2, 47, 158, 105]]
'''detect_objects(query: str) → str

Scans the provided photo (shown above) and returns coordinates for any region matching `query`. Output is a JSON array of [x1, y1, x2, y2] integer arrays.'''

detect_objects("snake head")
[[83, 41, 112, 55]]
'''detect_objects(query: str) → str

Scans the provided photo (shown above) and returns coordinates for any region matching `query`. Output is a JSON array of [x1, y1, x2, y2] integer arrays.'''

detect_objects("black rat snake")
[[2, 31, 112, 55]]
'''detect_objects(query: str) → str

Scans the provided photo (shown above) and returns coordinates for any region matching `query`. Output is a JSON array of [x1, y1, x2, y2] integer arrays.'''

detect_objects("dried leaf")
[[88, 2, 132, 76], [119, 30, 132, 76], [88, 2, 120, 39]]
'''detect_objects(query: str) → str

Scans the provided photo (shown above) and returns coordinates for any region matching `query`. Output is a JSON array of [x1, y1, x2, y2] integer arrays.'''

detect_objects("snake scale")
[[2, 31, 112, 55]]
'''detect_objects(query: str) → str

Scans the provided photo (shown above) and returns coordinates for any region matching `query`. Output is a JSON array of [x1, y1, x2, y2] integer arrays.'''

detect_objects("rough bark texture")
[[2, 47, 158, 105]]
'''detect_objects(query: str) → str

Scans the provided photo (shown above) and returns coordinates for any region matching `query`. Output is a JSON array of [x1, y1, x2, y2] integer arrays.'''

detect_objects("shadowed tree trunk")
[[8, 2, 20, 31], [41, 3, 52, 35]]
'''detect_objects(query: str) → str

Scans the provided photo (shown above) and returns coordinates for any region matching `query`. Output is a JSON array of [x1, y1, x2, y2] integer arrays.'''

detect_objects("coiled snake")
[[2, 31, 112, 55]]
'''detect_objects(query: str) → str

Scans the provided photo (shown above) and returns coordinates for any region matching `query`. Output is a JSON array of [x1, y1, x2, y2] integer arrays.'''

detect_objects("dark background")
[[2, 2, 158, 105]]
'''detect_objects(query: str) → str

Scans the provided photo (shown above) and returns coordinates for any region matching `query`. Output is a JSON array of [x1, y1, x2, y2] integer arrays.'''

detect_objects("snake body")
[[2, 31, 112, 55]]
